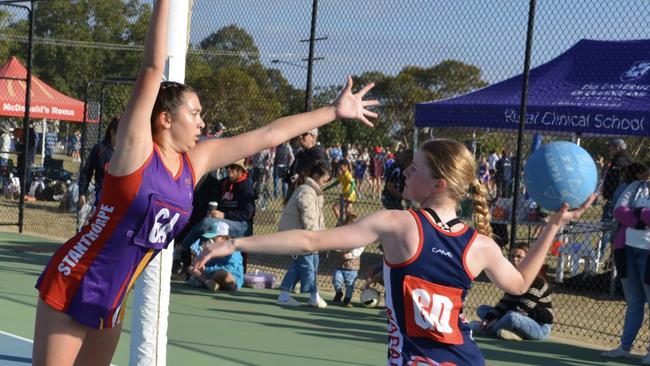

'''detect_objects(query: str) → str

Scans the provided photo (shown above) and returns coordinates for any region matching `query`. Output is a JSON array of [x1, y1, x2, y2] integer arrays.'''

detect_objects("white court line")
[[0, 331, 32, 343], [0, 330, 119, 366]]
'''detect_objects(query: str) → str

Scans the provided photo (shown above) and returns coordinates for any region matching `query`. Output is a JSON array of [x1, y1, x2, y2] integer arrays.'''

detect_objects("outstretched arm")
[[482, 194, 596, 295], [188, 77, 379, 179], [193, 209, 399, 272], [108, 0, 168, 177]]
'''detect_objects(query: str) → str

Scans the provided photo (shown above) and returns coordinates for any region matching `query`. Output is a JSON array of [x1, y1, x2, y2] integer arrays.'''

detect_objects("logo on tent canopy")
[[620, 61, 650, 82]]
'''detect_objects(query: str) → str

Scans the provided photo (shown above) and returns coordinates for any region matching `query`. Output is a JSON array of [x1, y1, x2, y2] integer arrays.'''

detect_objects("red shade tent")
[[0, 56, 87, 122]]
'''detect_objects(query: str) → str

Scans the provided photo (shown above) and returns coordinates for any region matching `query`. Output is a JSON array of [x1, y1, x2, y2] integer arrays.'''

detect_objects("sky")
[[187, 0, 650, 89]]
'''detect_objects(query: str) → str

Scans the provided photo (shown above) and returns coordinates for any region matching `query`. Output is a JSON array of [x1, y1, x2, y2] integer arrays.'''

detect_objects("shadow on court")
[[0, 230, 641, 366], [477, 335, 641, 366]]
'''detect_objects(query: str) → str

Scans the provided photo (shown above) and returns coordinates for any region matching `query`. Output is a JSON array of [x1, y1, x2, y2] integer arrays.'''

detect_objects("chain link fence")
[[1, 0, 649, 351]]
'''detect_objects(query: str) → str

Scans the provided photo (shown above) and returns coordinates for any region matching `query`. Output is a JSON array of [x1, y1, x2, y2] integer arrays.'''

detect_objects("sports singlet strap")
[[422, 207, 462, 232]]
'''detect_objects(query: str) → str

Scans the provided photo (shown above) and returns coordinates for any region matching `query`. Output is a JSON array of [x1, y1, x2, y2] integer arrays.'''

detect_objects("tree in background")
[[16, 0, 150, 99], [0, 5, 487, 152], [314, 61, 488, 149], [198, 24, 260, 70], [187, 25, 299, 133]]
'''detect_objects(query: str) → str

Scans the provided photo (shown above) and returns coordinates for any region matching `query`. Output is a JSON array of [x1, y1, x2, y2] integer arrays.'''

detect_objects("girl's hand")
[[332, 76, 380, 127], [192, 237, 235, 272], [547, 193, 597, 227]]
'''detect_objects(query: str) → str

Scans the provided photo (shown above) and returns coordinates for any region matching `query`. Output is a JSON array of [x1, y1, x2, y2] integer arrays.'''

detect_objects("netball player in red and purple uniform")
[[196, 139, 595, 366], [32, 1, 378, 364]]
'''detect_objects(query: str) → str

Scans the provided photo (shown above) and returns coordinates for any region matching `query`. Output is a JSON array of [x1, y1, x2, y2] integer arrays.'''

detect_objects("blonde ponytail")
[[470, 179, 492, 238]]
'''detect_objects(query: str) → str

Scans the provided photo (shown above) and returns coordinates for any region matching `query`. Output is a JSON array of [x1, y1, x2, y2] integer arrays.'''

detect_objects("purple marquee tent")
[[415, 39, 650, 137]]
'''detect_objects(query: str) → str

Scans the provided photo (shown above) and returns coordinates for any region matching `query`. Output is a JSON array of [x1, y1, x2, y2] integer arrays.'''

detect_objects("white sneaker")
[[643, 352, 650, 365], [308, 296, 327, 309], [496, 328, 522, 341], [601, 346, 631, 359], [277, 296, 301, 307]]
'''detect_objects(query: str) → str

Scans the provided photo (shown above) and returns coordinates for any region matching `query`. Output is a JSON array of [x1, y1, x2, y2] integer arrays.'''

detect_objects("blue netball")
[[523, 141, 597, 211]]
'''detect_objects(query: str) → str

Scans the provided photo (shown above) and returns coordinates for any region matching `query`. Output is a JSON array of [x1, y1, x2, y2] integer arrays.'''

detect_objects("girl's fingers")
[[343, 76, 353, 93], [356, 82, 375, 96], [363, 110, 378, 119], [359, 117, 374, 127], [362, 99, 380, 107]]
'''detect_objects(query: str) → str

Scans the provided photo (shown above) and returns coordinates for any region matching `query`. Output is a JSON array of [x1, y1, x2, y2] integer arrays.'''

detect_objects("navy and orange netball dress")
[[36, 145, 195, 329], [383, 208, 485, 366]]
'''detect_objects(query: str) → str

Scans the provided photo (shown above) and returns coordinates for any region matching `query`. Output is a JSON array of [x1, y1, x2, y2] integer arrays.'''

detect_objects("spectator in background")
[[602, 139, 633, 218], [287, 128, 329, 184], [329, 143, 343, 178], [15, 126, 36, 191], [0, 127, 11, 194], [384, 152, 395, 172], [472, 242, 554, 341], [205, 123, 227, 179], [71, 129, 81, 162], [0, 127, 11, 166], [605, 162, 649, 259], [478, 156, 490, 186], [187, 221, 244, 292], [355, 147, 370, 195], [44, 128, 58, 159], [368, 146, 384, 199], [250, 148, 273, 209], [212, 122, 226, 138], [381, 150, 412, 210], [78, 116, 119, 207], [332, 214, 363, 307], [602, 162, 650, 362], [175, 159, 255, 275], [487, 150, 500, 194], [495, 148, 513, 198], [326, 158, 357, 221], [600, 138, 633, 265], [273, 141, 294, 199], [276, 160, 331, 308], [595, 154, 606, 179]]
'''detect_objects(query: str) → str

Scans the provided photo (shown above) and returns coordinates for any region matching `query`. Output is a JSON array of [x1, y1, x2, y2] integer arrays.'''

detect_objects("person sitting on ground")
[[332, 214, 364, 307], [174, 159, 255, 275], [472, 242, 553, 341], [188, 221, 243, 292]]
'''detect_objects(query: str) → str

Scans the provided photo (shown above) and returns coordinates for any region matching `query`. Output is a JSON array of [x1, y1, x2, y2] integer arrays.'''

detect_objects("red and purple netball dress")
[[36, 145, 195, 329], [383, 208, 484, 366]]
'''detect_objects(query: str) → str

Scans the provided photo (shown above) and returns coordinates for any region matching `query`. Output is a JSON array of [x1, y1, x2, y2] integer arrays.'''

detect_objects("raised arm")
[[108, 0, 168, 176], [480, 194, 596, 295], [188, 77, 379, 179]]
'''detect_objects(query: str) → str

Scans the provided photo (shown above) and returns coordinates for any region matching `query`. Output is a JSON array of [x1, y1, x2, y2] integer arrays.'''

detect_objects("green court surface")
[[0, 231, 642, 365]]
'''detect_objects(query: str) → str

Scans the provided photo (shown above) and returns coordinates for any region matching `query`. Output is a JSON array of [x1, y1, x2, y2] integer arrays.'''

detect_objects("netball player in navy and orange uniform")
[[32, 1, 378, 364], [195, 139, 595, 365]]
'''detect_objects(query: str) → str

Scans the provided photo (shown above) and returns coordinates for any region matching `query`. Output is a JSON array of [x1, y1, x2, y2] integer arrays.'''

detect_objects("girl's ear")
[[162, 112, 172, 128], [153, 111, 172, 130], [432, 178, 447, 194]]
